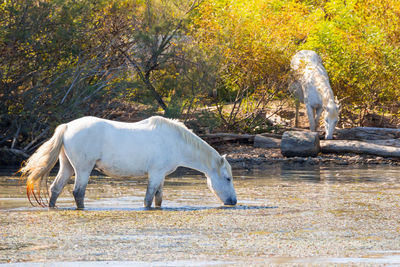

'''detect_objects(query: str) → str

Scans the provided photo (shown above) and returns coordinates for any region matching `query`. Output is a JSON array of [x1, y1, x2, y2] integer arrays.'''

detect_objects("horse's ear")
[[220, 154, 226, 166], [335, 96, 339, 104], [334, 96, 341, 111]]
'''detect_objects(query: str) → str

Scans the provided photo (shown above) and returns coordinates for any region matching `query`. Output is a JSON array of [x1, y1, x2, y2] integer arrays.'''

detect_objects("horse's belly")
[[95, 159, 147, 178]]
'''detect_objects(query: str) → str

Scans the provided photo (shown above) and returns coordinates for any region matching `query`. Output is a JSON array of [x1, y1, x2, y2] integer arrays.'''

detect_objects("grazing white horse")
[[20, 116, 237, 209], [290, 50, 340, 139]]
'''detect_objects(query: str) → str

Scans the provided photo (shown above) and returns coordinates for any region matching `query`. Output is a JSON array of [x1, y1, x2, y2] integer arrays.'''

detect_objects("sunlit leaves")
[[192, 0, 400, 126]]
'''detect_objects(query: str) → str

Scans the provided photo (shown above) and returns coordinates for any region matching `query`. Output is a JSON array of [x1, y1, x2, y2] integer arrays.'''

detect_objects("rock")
[[254, 135, 281, 149], [281, 131, 320, 157]]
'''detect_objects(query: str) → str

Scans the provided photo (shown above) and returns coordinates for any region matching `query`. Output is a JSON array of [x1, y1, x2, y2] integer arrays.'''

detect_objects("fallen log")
[[201, 132, 284, 144], [320, 140, 400, 158], [335, 127, 400, 140], [281, 131, 320, 157], [366, 139, 400, 148], [259, 132, 283, 139], [200, 133, 255, 144], [254, 135, 281, 149]]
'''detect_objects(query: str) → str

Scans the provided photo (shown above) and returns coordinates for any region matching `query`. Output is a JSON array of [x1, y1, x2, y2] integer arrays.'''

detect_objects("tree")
[[0, 0, 124, 154], [98, 0, 202, 114], [192, 0, 400, 128]]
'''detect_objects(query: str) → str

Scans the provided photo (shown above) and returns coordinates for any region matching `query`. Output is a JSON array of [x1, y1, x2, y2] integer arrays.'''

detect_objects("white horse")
[[290, 50, 340, 139], [20, 116, 237, 209]]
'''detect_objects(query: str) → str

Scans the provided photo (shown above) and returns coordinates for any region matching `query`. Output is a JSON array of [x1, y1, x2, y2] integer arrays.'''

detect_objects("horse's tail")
[[19, 124, 68, 207]]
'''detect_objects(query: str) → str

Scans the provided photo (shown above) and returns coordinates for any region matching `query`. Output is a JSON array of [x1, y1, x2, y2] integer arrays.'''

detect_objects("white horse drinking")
[[290, 50, 340, 139], [20, 116, 237, 209]]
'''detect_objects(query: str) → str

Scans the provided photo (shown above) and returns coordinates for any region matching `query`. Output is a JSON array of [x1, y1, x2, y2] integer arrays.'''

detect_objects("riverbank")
[[218, 143, 400, 170], [2, 142, 400, 174]]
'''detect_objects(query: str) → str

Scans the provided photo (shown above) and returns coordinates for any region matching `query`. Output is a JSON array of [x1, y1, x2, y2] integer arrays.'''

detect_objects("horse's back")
[[62, 116, 180, 177], [291, 50, 333, 105], [291, 50, 322, 70]]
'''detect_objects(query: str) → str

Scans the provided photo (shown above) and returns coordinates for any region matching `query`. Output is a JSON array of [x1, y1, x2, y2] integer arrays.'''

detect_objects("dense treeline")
[[192, 0, 400, 128], [1, 0, 399, 160]]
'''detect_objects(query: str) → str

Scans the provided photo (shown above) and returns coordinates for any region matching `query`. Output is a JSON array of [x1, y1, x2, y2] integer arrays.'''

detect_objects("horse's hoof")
[[224, 197, 237, 206]]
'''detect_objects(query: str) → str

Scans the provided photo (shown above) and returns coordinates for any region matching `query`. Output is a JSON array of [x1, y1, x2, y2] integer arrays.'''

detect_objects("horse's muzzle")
[[224, 197, 237, 206]]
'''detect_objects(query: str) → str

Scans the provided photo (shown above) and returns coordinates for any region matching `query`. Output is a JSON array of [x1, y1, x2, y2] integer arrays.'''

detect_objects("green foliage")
[[1, 0, 400, 154], [0, 0, 127, 150]]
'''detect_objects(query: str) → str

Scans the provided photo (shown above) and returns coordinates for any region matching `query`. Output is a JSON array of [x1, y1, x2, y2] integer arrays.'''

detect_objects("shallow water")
[[1, 165, 400, 265]]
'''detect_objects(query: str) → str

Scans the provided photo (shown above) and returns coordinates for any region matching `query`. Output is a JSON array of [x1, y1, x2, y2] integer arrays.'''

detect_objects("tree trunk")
[[144, 72, 167, 111]]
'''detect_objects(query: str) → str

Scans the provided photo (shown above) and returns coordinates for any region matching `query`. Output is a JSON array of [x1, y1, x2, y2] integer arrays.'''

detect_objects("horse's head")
[[324, 100, 341, 139], [206, 155, 237, 206]]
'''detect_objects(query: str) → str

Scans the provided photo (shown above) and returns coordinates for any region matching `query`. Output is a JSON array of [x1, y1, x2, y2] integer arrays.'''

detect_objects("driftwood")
[[259, 132, 284, 139], [320, 140, 400, 158], [201, 132, 283, 144], [281, 131, 320, 157], [335, 127, 400, 140], [366, 139, 400, 148], [200, 133, 255, 144], [254, 135, 281, 149], [201, 128, 400, 158]]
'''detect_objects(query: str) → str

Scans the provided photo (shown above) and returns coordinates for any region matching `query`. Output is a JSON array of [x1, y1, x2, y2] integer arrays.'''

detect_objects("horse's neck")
[[179, 140, 219, 176], [321, 90, 335, 108]]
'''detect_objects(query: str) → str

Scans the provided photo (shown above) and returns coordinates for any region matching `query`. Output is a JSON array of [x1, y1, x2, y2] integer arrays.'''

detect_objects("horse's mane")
[[148, 116, 220, 168]]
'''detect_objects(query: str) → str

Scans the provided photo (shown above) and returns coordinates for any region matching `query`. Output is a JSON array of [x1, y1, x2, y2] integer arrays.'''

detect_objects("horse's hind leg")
[[306, 105, 317, 131], [49, 148, 74, 208], [72, 167, 93, 210], [295, 99, 300, 128]]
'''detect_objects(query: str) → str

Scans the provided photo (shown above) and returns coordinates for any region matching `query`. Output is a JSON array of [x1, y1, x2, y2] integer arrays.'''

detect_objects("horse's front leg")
[[145, 171, 165, 208], [306, 105, 317, 131], [155, 188, 163, 208]]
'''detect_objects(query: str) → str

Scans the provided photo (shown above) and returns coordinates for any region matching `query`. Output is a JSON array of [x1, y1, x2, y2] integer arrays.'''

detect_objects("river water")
[[1, 165, 400, 265]]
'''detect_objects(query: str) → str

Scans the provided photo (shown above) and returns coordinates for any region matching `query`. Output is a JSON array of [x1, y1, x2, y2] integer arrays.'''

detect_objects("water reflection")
[[1, 165, 400, 210]]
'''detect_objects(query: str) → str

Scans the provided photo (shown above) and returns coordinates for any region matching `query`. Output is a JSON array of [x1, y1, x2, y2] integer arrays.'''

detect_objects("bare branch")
[[11, 124, 21, 149], [23, 126, 50, 152], [60, 66, 82, 104]]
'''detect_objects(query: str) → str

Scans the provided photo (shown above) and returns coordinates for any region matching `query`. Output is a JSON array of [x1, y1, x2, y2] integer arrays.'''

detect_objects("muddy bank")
[[218, 144, 400, 170], [2, 143, 400, 172]]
